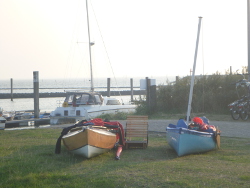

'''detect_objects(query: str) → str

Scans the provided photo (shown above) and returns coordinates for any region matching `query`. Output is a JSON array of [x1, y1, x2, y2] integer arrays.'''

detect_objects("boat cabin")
[[63, 92, 103, 107], [103, 97, 122, 105], [62, 92, 122, 107]]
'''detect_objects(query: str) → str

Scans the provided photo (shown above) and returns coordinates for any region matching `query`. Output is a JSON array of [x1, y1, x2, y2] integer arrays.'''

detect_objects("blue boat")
[[166, 18, 221, 156], [166, 119, 220, 156]]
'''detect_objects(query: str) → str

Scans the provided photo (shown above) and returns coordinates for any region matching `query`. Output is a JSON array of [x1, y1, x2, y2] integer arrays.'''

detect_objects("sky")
[[0, 0, 248, 82]]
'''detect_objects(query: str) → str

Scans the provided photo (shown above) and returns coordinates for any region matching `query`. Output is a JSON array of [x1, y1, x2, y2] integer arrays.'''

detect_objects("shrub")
[[156, 73, 248, 114]]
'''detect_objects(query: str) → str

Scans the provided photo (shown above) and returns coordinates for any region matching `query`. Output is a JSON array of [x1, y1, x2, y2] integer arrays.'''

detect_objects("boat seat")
[[125, 115, 148, 149], [176, 119, 188, 128], [168, 124, 176, 128]]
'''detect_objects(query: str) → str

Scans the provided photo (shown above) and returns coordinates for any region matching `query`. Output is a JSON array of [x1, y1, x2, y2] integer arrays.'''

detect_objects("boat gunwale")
[[166, 127, 215, 137]]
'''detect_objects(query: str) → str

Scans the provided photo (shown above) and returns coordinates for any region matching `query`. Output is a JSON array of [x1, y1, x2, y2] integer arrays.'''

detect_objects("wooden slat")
[[126, 129, 147, 133], [126, 141, 147, 144], [125, 115, 148, 149], [125, 141, 147, 149], [125, 133, 147, 137], [126, 124, 147, 127]]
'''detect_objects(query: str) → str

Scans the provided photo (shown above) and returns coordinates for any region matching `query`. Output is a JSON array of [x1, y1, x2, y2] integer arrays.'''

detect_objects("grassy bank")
[[0, 129, 250, 188]]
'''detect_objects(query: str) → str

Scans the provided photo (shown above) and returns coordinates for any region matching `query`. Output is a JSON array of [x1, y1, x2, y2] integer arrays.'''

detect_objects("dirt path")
[[113, 119, 248, 138], [50, 119, 250, 138]]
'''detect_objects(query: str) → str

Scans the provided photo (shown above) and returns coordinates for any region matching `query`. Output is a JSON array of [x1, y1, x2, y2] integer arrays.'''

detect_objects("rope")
[[90, 2, 123, 102], [201, 18, 205, 113], [63, 0, 82, 88]]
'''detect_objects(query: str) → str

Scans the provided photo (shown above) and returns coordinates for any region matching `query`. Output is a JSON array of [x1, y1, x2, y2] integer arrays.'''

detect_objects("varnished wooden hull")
[[62, 127, 117, 158]]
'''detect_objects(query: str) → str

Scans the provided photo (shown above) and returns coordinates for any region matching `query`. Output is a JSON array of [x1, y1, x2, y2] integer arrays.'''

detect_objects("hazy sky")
[[0, 0, 247, 81]]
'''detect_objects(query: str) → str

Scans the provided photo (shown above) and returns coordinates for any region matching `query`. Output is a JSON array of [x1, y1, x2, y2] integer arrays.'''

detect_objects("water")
[[0, 98, 65, 112], [0, 76, 173, 112]]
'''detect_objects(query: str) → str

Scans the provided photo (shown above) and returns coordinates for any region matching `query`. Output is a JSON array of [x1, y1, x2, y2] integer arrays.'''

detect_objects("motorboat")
[[50, 91, 136, 124]]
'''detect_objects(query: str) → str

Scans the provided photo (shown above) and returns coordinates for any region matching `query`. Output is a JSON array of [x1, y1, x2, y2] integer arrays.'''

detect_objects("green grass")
[[0, 129, 250, 188]]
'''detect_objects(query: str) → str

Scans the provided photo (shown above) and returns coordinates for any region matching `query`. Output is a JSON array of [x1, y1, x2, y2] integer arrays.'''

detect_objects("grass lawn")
[[0, 128, 250, 188]]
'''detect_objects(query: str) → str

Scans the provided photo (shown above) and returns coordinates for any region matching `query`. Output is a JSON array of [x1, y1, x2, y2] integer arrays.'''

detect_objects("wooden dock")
[[5, 118, 50, 128], [0, 90, 146, 99]]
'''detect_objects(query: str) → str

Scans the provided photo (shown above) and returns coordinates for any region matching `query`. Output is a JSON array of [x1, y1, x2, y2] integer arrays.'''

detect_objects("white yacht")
[[50, 91, 136, 125]]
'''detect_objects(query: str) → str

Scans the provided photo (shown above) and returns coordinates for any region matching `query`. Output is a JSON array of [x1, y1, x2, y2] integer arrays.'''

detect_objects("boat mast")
[[248, 0, 250, 81], [186, 17, 202, 125], [86, 0, 94, 92]]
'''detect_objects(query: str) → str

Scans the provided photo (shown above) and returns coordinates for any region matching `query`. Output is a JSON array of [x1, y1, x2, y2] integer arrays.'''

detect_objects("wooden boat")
[[166, 119, 220, 156], [55, 118, 125, 159]]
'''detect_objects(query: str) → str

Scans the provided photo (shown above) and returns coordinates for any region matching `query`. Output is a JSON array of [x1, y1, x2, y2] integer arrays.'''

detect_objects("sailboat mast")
[[248, 0, 250, 81], [86, 0, 94, 92], [186, 17, 202, 125]]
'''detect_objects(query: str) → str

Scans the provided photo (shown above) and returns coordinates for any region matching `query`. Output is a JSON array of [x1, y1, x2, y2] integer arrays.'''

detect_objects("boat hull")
[[62, 127, 117, 158], [0, 117, 6, 130], [166, 127, 217, 156], [50, 105, 136, 125], [50, 91, 136, 125]]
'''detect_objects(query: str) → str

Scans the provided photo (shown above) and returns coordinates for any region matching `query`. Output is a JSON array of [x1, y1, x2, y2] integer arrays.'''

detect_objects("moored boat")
[[50, 91, 136, 125], [50, 0, 137, 125], [55, 118, 125, 159]]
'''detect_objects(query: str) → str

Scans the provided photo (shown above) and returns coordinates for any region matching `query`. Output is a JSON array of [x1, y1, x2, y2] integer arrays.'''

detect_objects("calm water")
[[0, 77, 173, 111]]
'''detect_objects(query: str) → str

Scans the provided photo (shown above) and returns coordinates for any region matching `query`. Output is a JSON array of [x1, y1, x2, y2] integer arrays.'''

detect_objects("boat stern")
[[50, 107, 90, 125]]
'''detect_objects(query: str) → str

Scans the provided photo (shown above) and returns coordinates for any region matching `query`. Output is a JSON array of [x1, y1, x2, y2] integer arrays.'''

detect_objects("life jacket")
[[192, 117, 216, 132]]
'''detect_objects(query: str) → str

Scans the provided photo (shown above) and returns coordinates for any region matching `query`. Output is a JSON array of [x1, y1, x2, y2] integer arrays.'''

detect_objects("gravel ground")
[[50, 119, 250, 138]]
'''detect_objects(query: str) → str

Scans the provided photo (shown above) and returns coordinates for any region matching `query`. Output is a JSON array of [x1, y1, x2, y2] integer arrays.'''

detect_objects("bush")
[[156, 73, 248, 114], [97, 112, 131, 120]]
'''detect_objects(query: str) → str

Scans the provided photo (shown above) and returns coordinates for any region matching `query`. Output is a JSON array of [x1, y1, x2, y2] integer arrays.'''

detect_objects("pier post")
[[33, 71, 39, 119], [149, 85, 157, 113], [107, 78, 110, 97], [146, 77, 151, 106], [130, 78, 134, 102], [248, 0, 250, 80], [10, 78, 13, 101]]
